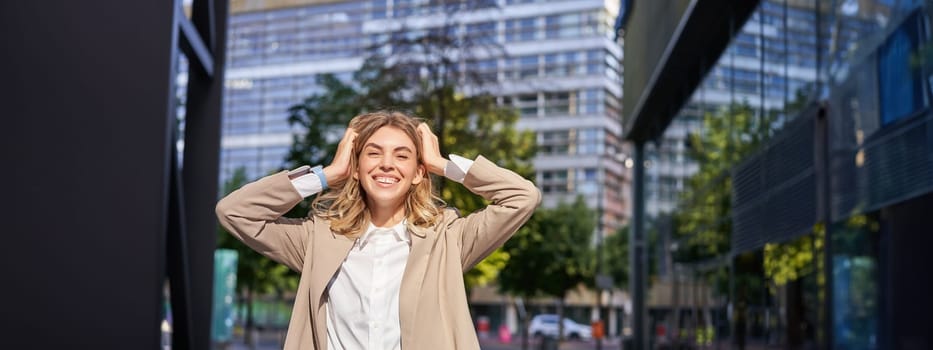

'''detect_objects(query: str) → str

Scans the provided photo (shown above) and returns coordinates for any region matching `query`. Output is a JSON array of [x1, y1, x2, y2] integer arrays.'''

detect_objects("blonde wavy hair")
[[311, 111, 445, 237]]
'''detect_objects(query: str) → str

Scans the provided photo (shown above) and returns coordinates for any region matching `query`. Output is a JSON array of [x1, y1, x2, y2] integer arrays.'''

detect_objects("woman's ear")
[[411, 164, 425, 185]]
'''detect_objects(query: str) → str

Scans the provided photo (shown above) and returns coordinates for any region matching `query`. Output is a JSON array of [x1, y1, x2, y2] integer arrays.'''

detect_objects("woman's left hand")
[[417, 123, 447, 176]]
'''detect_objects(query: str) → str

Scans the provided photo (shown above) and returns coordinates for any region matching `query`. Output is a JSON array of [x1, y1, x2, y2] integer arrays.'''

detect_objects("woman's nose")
[[379, 155, 395, 169]]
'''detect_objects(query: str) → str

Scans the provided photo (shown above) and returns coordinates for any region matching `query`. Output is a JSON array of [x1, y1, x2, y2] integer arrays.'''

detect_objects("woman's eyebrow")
[[363, 143, 413, 153]]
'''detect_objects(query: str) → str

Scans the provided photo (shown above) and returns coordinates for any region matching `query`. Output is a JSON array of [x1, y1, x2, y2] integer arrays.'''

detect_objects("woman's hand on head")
[[324, 127, 358, 185], [417, 123, 447, 176]]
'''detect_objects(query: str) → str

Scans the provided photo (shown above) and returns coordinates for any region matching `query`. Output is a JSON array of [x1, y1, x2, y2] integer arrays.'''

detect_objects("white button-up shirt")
[[289, 155, 473, 349], [326, 221, 410, 350]]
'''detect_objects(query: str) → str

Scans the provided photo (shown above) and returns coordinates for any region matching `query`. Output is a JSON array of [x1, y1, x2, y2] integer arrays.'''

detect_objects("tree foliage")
[[598, 224, 665, 291], [763, 228, 821, 290], [602, 226, 629, 290], [764, 214, 878, 291], [499, 196, 596, 298], [674, 103, 771, 263]]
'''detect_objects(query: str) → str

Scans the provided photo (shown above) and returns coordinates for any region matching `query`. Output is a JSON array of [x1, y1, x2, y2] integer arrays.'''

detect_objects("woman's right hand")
[[323, 127, 358, 186]]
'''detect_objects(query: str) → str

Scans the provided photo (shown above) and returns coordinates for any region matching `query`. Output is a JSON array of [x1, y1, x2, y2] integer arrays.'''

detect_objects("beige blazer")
[[216, 156, 541, 350]]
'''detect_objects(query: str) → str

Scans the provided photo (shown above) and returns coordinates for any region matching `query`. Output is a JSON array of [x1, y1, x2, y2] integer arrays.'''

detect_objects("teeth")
[[375, 176, 398, 184]]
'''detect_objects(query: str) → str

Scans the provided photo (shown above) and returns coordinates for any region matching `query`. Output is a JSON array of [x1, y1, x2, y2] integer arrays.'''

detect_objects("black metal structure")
[[731, 105, 820, 254], [622, 0, 761, 144], [630, 144, 647, 350], [173, 1, 230, 349], [2, 0, 228, 348]]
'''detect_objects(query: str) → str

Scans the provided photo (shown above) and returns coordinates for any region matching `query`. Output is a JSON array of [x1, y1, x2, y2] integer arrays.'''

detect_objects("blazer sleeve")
[[448, 155, 542, 271], [215, 171, 312, 272]]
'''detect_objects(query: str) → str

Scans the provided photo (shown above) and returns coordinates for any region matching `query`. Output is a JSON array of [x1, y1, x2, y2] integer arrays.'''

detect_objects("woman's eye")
[[368, 152, 379, 157], [398, 155, 409, 160]]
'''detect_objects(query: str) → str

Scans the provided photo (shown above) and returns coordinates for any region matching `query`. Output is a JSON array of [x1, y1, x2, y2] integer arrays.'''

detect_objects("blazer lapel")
[[398, 224, 435, 343], [308, 219, 354, 350]]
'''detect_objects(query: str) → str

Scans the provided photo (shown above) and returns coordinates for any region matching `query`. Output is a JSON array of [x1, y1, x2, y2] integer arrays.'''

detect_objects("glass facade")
[[650, 0, 932, 348]]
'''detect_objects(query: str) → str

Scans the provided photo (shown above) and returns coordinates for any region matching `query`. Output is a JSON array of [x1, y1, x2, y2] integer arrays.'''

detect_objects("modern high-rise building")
[[218, 0, 629, 232]]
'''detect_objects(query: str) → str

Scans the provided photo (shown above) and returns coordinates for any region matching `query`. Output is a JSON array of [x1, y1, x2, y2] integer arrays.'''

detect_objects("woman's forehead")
[[362, 126, 416, 149]]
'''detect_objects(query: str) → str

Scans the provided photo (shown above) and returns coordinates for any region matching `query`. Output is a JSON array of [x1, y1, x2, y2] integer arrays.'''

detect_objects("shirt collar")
[[357, 220, 410, 249]]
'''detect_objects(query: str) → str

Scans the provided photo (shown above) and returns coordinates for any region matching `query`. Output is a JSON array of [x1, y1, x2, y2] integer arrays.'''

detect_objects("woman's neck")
[[368, 202, 406, 227]]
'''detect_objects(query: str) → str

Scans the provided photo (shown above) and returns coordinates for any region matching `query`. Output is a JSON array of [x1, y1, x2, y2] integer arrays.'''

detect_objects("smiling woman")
[[216, 110, 541, 350]]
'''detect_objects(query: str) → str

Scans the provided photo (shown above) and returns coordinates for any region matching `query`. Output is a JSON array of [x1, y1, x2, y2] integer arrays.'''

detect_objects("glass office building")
[[645, 0, 880, 219], [219, 0, 628, 232], [633, 0, 932, 348], [642, 0, 884, 286]]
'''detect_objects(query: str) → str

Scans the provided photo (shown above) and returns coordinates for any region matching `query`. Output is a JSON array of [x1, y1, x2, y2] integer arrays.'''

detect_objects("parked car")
[[527, 314, 592, 340]]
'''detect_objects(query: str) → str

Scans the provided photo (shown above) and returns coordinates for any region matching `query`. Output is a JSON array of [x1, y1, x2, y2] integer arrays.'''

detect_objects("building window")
[[512, 93, 539, 117], [544, 91, 574, 116], [504, 55, 538, 80], [578, 89, 604, 115], [878, 10, 925, 125], [466, 21, 497, 45], [539, 130, 571, 155], [577, 168, 598, 195], [506, 17, 537, 42], [577, 128, 604, 155], [541, 169, 570, 193], [544, 53, 570, 77], [586, 49, 603, 75], [465, 58, 498, 82], [544, 11, 601, 40]]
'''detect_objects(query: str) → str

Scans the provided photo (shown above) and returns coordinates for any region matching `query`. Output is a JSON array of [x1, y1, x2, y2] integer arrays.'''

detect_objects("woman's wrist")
[[428, 157, 448, 176], [322, 165, 341, 187]]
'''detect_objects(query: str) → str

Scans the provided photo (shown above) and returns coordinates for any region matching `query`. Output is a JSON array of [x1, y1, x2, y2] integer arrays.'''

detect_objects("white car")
[[527, 314, 592, 341]]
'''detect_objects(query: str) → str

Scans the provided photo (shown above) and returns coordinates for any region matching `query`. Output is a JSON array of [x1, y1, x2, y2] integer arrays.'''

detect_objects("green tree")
[[216, 167, 299, 345], [675, 103, 770, 264], [602, 226, 629, 290], [673, 103, 772, 347], [499, 196, 596, 343], [598, 224, 664, 291]]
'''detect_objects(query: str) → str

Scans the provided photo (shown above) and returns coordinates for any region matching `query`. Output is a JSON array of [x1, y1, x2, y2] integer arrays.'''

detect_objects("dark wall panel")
[[1, 1, 176, 348], [881, 192, 933, 350]]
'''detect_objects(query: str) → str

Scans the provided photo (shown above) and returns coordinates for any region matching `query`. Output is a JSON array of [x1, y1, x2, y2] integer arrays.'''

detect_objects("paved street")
[[219, 329, 783, 350], [220, 330, 623, 350], [480, 337, 621, 350]]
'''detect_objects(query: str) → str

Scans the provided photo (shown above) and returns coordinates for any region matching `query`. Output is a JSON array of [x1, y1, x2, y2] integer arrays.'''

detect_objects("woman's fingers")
[[418, 123, 445, 175], [326, 127, 357, 183]]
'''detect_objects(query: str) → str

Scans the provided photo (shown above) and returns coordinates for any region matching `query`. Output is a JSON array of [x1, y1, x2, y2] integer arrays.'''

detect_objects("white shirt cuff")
[[288, 166, 323, 198], [444, 154, 474, 183]]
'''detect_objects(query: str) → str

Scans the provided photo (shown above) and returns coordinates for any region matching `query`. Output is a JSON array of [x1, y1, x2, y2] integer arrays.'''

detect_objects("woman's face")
[[356, 126, 424, 210]]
